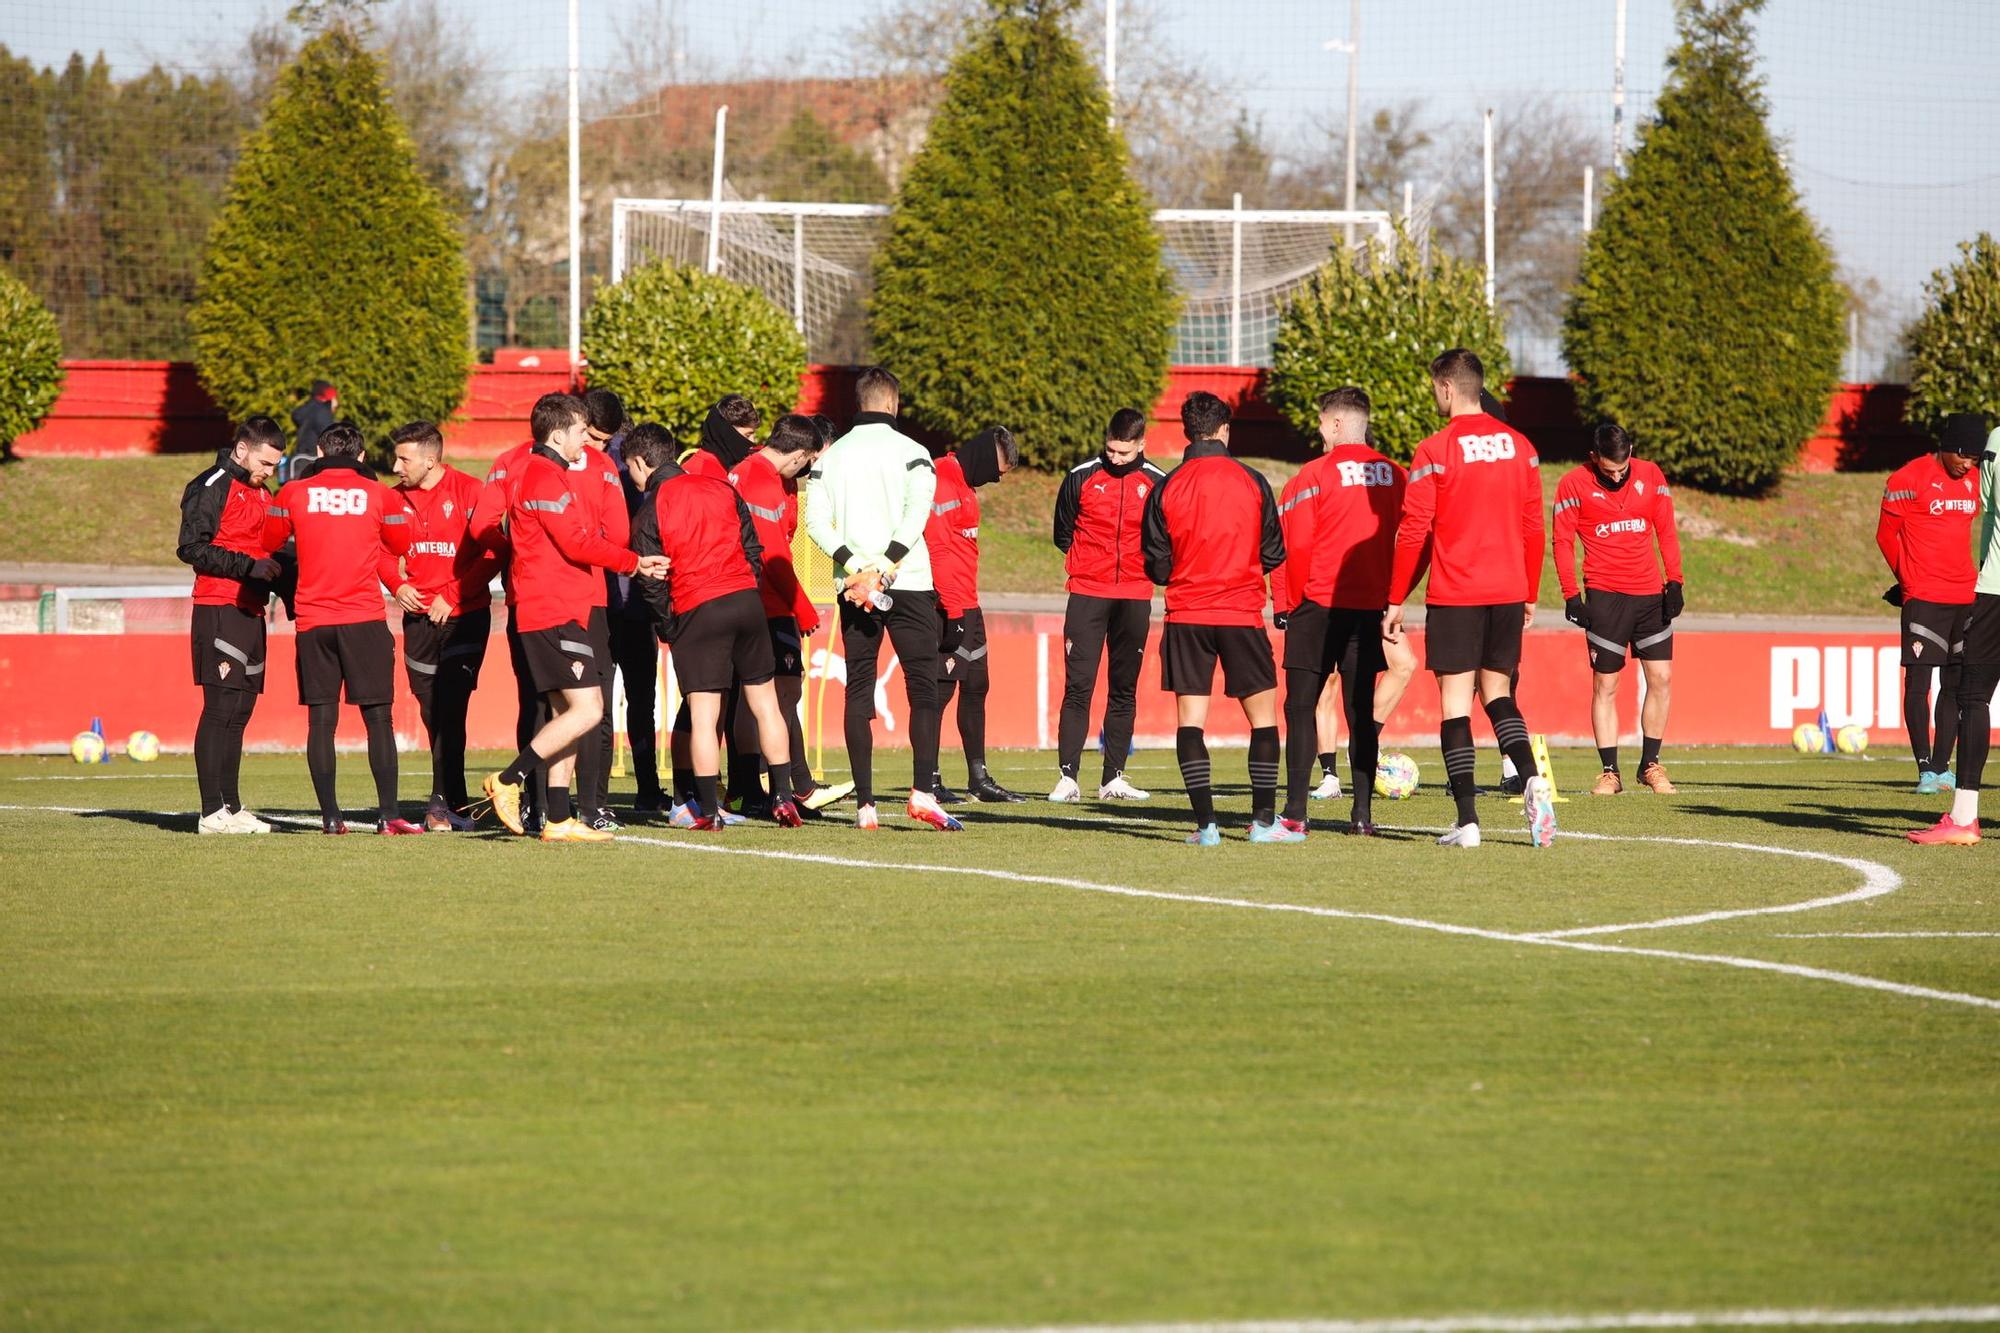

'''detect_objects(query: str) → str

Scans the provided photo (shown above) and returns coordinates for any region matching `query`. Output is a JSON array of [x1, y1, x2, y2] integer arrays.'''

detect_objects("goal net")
[[612, 197, 1393, 366]]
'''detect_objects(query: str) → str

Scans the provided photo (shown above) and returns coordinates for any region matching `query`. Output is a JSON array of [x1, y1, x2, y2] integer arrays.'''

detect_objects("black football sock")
[[694, 774, 720, 817], [361, 703, 399, 823], [1598, 746, 1619, 772], [1319, 751, 1338, 780], [1904, 666, 1937, 770], [1482, 696, 1538, 784], [767, 760, 794, 803], [306, 702, 341, 822], [909, 707, 942, 796], [1057, 684, 1089, 782], [499, 745, 546, 788], [1283, 670, 1320, 821], [777, 676, 815, 791], [672, 768, 697, 806], [1953, 666, 1996, 792], [1249, 725, 1280, 826], [437, 678, 472, 809], [1933, 663, 1963, 774], [1441, 716, 1478, 827], [843, 707, 874, 808], [1176, 725, 1214, 828], [1640, 735, 1663, 772], [573, 722, 604, 816], [1345, 682, 1379, 827], [220, 688, 254, 811], [195, 685, 243, 814], [958, 686, 989, 782], [547, 784, 572, 824]]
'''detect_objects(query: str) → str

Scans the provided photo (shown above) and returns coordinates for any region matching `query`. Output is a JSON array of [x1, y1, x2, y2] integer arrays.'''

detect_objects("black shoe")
[[522, 810, 545, 836], [1499, 773, 1526, 797], [588, 809, 622, 833], [738, 793, 774, 822], [1345, 820, 1377, 837], [631, 793, 667, 816], [931, 779, 964, 805], [969, 774, 1027, 803]]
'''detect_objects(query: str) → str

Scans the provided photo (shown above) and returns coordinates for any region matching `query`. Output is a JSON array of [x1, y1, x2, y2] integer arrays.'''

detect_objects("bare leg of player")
[[1637, 659, 1676, 793], [1374, 626, 1416, 727], [739, 678, 801, 826], [486, 684, 604, 839], [1590, 671, 1623, 795]]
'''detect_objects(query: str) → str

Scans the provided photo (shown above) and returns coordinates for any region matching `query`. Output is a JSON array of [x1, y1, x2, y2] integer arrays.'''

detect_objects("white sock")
[[1951, 790, 1980, 825], [1501, 755, 1519, 779]]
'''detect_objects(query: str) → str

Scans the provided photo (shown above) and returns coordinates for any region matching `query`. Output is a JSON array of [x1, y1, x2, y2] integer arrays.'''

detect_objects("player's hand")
[[1662, 581, 1685, 623], [1564, 595, 1590, 629], [1272, 611, 1288, 631], [1382, 605, 1405, 642], [1882, 582, 1905, 608], [394, 582, 426, 614], [940, 616, 966, 654], [635, 554, 670, 580], [1522, 604, 1536, 631], [427, 596, 454, 625], [248, 558, 282, 583]]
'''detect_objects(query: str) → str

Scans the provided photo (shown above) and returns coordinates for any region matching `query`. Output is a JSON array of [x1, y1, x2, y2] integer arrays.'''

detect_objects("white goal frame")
[[610, 197, 1394, 367]]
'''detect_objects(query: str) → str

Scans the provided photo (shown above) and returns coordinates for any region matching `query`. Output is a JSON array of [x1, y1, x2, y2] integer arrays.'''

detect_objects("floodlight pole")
[[1482, 109, 1496, 311], [1104, 0, 1118, 126], [567, 0, 581, 382], [707, 106, 728, 274], [1229, 192, 1243, 365], [1583, 164, 1594, 232], [1324, 4, 1360, 250], [1613, 0, 1627, 171]]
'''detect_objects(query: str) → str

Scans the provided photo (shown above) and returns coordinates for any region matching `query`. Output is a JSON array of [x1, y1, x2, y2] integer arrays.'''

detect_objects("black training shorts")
[[1423, 602, 1525, 675], [1160, 622, 1277, 699], [1581, 588, 1673, 674], [671, 589, 775, 693], [191, 603, 268, 694], [1902, 597, 1972, 667], [402, 608, 491, 698], [519, 620, 600, 693], [767, 615, 806, 678], [1283, 600, 1387, 677], [1962, 593, 2000, 667], [296, 620, 396, 706]]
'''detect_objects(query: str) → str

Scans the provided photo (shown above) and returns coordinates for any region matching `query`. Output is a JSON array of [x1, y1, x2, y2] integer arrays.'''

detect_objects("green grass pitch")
[[0, 746, 1995, 1330]]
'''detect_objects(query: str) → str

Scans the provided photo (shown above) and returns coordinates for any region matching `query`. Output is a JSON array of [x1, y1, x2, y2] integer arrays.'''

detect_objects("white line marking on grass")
[[934, 1305, 2000, 1333], [7, 772, 187, 780], [4, 805, 1991, 1014], [1774, 931, 2000, 940]]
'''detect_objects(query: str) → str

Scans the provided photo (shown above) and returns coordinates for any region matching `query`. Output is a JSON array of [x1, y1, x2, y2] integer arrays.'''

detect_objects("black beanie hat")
[[1941, 412, 1990, 458]]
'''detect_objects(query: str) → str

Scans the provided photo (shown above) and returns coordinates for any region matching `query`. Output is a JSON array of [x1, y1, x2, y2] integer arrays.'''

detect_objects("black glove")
[[1564, 595, 1590, 630], [939, 616, 966, 656], [1272, 610, 1290, 631], [1882, 583, 1906, 608], [1662, 580, 1685, 623], [248, 557, 282, 583]]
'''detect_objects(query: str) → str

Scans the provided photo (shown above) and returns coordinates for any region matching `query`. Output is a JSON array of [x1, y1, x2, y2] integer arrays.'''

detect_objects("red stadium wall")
[[3, 616, 1990, 757], [12, 359, 1926, 471]]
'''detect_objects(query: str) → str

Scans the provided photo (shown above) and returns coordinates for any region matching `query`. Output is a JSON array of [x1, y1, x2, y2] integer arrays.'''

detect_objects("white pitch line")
[[7, 772, 187, 781], [3, 805, 1992, 1014], [933, 1305, 2000, 1333], [1775, 932, 2000, 940]]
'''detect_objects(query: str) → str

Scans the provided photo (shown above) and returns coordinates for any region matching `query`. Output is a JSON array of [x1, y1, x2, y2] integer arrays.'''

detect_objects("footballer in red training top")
[[1386, 348, 1555, 850], [1552, 422, 1685, 796], [262, 421, 418, 836], [1877, 413, 1983, 795]]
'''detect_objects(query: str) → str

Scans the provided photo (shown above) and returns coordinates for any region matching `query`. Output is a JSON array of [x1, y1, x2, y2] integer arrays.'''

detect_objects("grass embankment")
[[0, 455, 1897, 616], [0, 747, 1994, 1328]]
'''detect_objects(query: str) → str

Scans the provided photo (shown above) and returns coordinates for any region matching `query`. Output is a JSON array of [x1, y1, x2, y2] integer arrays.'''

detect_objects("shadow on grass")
[[1676, 800, 1919, 838]]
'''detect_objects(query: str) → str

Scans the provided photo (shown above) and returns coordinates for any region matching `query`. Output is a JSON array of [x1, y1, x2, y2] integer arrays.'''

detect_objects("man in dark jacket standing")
[[286, 380, 337, 479]]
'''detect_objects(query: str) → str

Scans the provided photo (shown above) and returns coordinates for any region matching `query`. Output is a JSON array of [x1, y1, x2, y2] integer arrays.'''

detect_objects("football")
[[1834, 724, 1869, 755], [1791, 723, 1826, 754], [1374, 751, 1420, 799], [70, 731, 106, 764], [127, 730, 161, 763]]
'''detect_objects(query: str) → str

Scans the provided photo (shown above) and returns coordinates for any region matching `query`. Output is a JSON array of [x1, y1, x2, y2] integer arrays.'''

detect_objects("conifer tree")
[[1905, 233, 2000, 436], [1562, 0, 1843, 492], [869, 0, 1176, 469]]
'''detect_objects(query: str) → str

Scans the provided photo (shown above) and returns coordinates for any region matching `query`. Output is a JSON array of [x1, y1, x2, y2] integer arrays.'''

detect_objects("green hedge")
[[1561, 0, 1843, 493], [0, 264, 63, 457], [869, 0, 1176, 470], [1905, 232, 2000, 437], [1269, 229, 1510, 464], [582, 261, 807, 440], [191, 26, 468, 452]]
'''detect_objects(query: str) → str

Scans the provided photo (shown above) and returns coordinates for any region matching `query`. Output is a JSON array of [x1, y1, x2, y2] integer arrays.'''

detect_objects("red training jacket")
[[1876, 453, 1980, 604], [1054, 453, 1166, 601], [468, 439, 534, 607], [729, 451, 818, 633], [262, 457, 412, 632], [925, 452, 982, 617], [179, 453, 274, 614], [378, 464, 501, 615], [508, 446, 640, 634], [1389, 412, 1544, 607], [1551, 459, 1683, 600], [648, 471, 762, 616], [570, 444, 628, 611], [681, 449, 730, 483], [1270, 443, 1406, 613], [1141, 440, 1284, 627]]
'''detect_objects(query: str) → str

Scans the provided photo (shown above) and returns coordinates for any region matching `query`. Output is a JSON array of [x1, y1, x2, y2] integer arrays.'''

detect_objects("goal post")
[[609, 197, 1394, 368]]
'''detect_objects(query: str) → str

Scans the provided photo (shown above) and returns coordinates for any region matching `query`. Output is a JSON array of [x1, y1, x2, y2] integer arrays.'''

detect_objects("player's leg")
[[1481, 661, 1555, 848], [1590, 670, 1623, 795], [1055, 594, 1110, 798], [1913, 662, 1992, 843], [1338, 614, 1384, 835], [1240, 685, 1285, 840], [741, 679, 802, 824], [1374, 626, 1416, 729], [931, 614, 963, 802], [489, 628, 600, 835], [718, 591, 796, 823], [670, 698, 696, 811], [1175, 690, 1216, 841], [1903, 664, 1938, 774], [427, 611, 487, 827], [346, 623, 414, 834], [215, 686, 258, 821], [1314, 672, 1341, 793], [885, 592, 957, 830], [403, 613, 444, 809], [574, 608, 614, 827], [1436, 669, 1481, 841], [296, 627, 346, 831], [956, 611, 1018, 801], [1282, 667, 1325, 824], [1098, 598, 1152, 797], [506, 619, 548, 829], [686, 689, 726, 823], [537, 683, 606, 838], [839, 598, 886, 823], [1932, 662, 1963, 789], [608, 614, 661, 811], [1629, 600, 1676, 793]]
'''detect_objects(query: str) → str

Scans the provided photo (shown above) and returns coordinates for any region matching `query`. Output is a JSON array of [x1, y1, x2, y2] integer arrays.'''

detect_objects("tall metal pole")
[[1104, 0, 1118, 125], [1613, 0, 1627, 171], [1482, 109, 1496, 311], [1229, 192, 1243, 365], [1343, 0, 1360, 249], [706, 105, 729, 275], [1583, 164, 1594, 232], [567, 0, 581, 379]]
